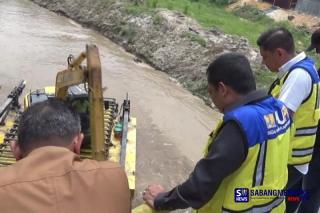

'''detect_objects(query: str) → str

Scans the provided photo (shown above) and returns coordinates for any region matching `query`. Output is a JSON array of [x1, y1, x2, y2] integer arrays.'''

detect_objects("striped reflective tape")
[[292, 147, 314, 157], [295, 127, 318, 136], [253, 141, 267, 187]]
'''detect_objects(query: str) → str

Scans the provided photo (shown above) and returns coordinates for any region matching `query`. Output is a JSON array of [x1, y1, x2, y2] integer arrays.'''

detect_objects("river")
[[0, 0, 219, 209]]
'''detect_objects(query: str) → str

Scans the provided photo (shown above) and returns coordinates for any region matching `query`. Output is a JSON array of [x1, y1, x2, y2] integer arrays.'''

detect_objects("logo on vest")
[[264, 106, 290, 136], [264, 114, 276, 129], [234, 188, 249, 202]]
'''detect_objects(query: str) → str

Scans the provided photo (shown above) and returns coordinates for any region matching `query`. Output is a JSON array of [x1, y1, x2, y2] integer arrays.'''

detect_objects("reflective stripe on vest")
[[269, 57, 320, 165], [253, 141, 267, 187], [197, 96, 290, 212], [292, 147, 314, 157], [295, 126, 318, 136]]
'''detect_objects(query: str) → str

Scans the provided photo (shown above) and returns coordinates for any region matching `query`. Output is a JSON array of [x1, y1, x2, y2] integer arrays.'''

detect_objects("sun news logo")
[[234, 188, 309, 203], [234, 188, 249, 203]]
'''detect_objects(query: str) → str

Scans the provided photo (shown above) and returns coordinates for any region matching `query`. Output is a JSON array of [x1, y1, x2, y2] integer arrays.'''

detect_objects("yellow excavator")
[[0, 44, 161, 213], [0, 44, 137, 190]]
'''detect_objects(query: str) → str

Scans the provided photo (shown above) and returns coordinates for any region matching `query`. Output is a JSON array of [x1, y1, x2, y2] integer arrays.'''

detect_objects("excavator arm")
[[55, 45, 106, 161]]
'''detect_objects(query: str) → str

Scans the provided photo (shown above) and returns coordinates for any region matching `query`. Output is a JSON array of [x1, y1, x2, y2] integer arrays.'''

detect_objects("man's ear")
[[72, 133, 84, 155], [218, 82, 228, 97], [10, 140, 23, 160], [275, 48, 291, 61], [275, 48, 284, 57]]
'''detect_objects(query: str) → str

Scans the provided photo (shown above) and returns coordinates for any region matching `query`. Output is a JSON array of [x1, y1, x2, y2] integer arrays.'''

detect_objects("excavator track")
[[0, 107, 116, 164], [79, 107, 115, 160], [0, 110, 21, 166]]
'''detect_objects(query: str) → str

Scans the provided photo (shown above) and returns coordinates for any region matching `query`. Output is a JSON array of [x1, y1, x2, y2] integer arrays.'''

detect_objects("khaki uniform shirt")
[[0, 146, 131, 213]]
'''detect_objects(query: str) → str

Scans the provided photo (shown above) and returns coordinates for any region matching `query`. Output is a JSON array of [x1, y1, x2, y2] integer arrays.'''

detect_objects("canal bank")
[[30, 0, 263, 104]]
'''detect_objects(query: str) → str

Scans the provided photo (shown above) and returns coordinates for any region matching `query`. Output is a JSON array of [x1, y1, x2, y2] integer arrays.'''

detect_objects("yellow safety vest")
[[195, 97, 291, 212], [269, 61, 320, 165]]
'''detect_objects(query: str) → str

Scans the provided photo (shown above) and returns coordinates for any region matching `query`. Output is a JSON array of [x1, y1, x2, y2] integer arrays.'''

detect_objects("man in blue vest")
[[298, 28, 320, 213], [257, 27, 320, 213], [142, 53, 291, 212]]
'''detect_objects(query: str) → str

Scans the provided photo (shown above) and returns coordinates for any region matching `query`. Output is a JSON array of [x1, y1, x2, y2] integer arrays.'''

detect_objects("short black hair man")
[[14, 99, 83, 157], [257, 27, 320, 213], [143, 53, 291, 212], [257, 27, 295, 72], [0, 99, 131, 213]]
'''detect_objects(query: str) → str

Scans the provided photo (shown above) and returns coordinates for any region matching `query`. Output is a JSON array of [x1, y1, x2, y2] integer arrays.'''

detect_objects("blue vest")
[[198, 96, 291, 212], [269, 57, 320, 165], [289, 57, 319, 84], [224, 96, 291, 148]]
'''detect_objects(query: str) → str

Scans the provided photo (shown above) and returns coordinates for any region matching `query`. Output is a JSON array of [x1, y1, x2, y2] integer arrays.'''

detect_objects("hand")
[[142, 184, 165, 208]]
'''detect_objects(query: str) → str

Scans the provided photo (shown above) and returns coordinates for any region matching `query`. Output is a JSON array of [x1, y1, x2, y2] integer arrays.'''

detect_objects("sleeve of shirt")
[[153, 121, 248, 211], [279, 68, 312, 112]]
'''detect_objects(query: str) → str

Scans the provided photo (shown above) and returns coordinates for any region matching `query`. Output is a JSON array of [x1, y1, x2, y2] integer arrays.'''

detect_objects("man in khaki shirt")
[[0, 99, 131, 213]]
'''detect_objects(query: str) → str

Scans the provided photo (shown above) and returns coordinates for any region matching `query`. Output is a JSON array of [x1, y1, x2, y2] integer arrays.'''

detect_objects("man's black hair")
[[257, 27, 295, 53], [18, 98, 81, 153], [207, 53, 256, 95]]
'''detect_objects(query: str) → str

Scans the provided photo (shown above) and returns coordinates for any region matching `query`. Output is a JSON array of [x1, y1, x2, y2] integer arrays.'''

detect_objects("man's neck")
[[222, 94, 244, 113], [280, 54, 295, 67], [223, 90, 268, 113]]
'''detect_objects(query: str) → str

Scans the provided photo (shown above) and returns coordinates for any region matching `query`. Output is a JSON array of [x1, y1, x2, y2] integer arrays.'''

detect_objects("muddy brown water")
[[0, 0, 220, 210]]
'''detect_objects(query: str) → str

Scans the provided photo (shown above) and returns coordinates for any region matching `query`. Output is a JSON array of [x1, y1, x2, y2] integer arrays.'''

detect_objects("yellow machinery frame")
[[55, 45, 106, 161]]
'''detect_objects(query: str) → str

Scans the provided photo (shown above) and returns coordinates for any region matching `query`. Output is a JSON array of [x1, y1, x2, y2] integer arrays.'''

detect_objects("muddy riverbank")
[[30, 0, 263, 104]]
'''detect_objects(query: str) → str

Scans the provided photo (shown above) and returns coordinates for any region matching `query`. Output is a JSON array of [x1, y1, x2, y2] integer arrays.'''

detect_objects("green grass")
[[182, 32, 207, 47], [125, 0, 311, 51], [124, 0, 319, 89], [153, 14, 165, 25], [119, 24, 136, 43], [254, 67, 276, 90]]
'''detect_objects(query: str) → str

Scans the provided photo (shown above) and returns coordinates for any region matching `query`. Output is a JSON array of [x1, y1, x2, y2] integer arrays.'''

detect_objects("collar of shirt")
[[26, 146, 73, 158], [278, 52, 306, 78], [224, 90, 268, 113]]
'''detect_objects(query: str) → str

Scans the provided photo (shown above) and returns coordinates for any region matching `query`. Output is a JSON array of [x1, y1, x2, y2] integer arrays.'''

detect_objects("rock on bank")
[[30, 0, 263, 103]]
